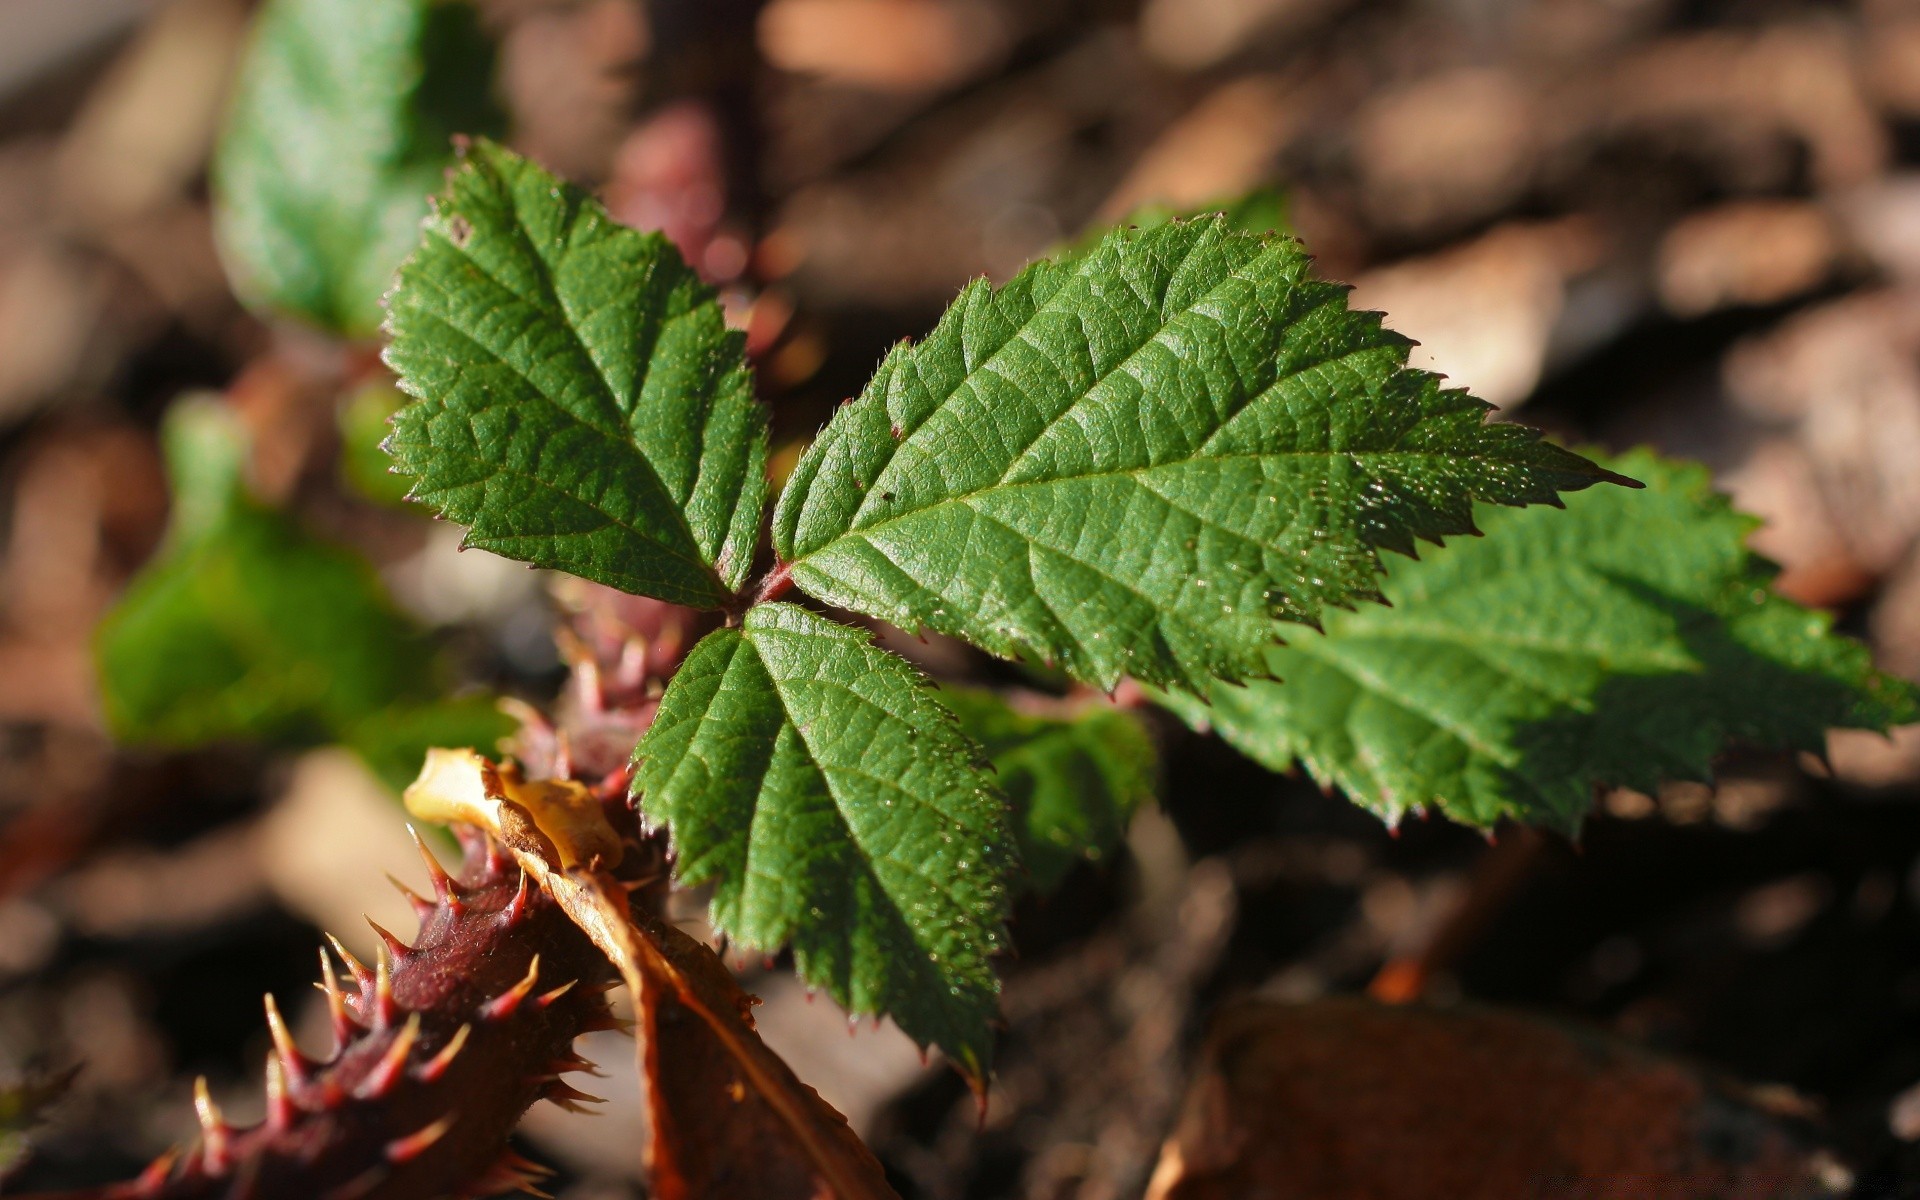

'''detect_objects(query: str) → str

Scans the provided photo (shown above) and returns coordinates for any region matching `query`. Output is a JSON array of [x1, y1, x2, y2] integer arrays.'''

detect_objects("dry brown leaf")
[[404, 749, 899, 1200], [1147, 998, 1847, 1200], [1657, 201, 1842, 317]]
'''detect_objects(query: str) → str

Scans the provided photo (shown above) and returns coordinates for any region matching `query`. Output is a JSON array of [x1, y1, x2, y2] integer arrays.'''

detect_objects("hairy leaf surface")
[[773, 217, 1621, 693], [384, 141, 767, 607], [634, 604, 1012, 1074], [1164, 449, 1920, 829], [214, 0, 501, 335], [942, 687, 1156, 892]]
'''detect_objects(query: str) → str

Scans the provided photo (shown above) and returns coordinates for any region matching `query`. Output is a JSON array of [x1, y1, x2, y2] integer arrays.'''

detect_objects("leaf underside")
[[213, 0, 501, 336], [1164, 449, 1920, 830], [383, 140, 767, 608], [773, 215, 1624, 694], [634, 604, 1012, 1074], [941, 686, 1156, 893]]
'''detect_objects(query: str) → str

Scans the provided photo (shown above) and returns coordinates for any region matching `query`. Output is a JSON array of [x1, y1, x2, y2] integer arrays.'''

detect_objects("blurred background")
[[5, 0, 1920, 1196]]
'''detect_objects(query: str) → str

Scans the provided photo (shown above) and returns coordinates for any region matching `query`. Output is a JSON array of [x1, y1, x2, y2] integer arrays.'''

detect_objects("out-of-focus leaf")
[[343, 696, 514, 793], [403, 749, 899, 1200], [213, 0, 503, 336], [1148, 998, 1842, 1200], [0, 1065, 79, 1177], [338, 382, 414, 508], [941, 686, 1156, 892], [95, 398, 495, 785]]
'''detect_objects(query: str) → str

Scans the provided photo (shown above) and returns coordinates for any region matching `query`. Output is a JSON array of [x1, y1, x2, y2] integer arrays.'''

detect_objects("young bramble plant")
[[376, 136, 1630, 1077], [77, 0, 1917, 1185]]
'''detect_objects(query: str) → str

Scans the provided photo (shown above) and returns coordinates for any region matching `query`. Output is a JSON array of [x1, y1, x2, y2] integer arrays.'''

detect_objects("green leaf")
[[383, 140, 768, 608], [213, 0, 502, 336], [0, 1065, 78, 1176], [344, 696, 516, 793], [941, 686, 1156, 892], [95, 398, 493, 788], [633, 603, 1013, 1074], [772, 216, 1622, 695], [1162, 448, 1920, 830]]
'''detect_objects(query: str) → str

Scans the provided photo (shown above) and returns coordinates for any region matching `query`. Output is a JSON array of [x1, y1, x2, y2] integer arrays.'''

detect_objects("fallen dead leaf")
[[1147, 998, 1847, 1200], [1097, 74, 1299, 224], [403, 748, 899, 1200], [1349, 219, 1601, 411], [1657, 201, 1842, 317]]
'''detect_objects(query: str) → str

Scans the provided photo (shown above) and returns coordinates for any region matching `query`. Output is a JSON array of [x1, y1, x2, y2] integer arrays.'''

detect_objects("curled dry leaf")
[[403, 749, 898, 1200], [1148, 998, 1847, 1200]]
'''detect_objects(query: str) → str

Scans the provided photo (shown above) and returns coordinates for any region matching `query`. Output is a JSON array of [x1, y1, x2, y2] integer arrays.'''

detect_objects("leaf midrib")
[[790, 448, 1508, 592], [827, 232, 1310, 538], [742, 626, 997, 994], [429, 179, 726, 595], [393, 304, 729, 600]]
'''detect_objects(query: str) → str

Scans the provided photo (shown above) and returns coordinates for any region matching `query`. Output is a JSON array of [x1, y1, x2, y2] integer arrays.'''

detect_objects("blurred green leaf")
[[213, 0, 503, 336], [96, 398, 503, 783], [0, 1064, 78, 1177], [338, 382, 415, 508], [941, 686, 1156, 893], [343, 695, 514, 792]]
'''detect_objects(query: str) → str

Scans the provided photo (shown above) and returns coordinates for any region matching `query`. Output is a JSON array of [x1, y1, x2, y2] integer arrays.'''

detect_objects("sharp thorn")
[[326, 934, 371, 987], [453, 823, 489, 867], [416, 1023, 470, 1084], [135, 1147, 181, 1193], [407, 825, 462, 910], [373, 940, 399, 1027], [472, 1150, 554, 1199], [366, 917, 411, 959], [193, 1077, 230, 1173], [504, 869, 534, 926], [263, 993, 308, 1083], [322, 1167, 387, 1200], [481, 955, 540, 1021], [534, 980, 576, 1008], [264, 1054, 295, 1131], [318, 948, 357, 1052], [545, 1080, 607, 1113], [361, 1012, 421, 1099], [548, 1052, 605, 1078], [387, 873, 435, 922], [386, 1113, 455, 1164]]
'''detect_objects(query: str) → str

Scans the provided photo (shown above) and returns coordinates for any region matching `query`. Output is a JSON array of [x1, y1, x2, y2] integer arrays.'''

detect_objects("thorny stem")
[[24, 827, 630, 1200]]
